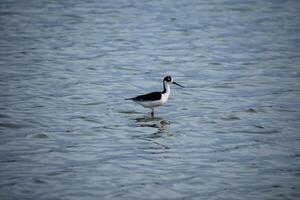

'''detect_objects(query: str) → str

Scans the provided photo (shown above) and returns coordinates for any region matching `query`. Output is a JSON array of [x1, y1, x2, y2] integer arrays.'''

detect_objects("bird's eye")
[[164, 76, 172, 82]]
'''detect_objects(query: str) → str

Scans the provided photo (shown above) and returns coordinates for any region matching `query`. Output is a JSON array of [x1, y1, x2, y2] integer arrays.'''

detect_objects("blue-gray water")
[[1, 0, 300, 199]]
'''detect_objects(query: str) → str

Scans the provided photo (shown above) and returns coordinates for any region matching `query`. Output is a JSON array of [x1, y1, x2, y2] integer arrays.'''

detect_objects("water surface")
[[0, 0, 300, 199]]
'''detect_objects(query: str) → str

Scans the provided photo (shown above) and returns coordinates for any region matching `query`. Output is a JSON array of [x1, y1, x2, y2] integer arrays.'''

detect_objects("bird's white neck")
[[161, 81, 171, 104], [163, 81, 171, 94]]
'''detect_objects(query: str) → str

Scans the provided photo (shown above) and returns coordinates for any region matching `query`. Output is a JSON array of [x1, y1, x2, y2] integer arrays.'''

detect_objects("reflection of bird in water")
[[126, 76, 184, 117], [135, 116, 170, 136], [133, 116, 171, 150]]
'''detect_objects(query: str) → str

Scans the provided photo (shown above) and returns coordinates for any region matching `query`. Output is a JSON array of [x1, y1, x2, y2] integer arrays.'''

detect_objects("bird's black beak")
[[173, 81, 184, 88]]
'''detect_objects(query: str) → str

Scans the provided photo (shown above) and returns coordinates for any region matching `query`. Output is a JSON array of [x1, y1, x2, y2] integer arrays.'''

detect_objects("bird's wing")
[[131, 92, 161, 101]]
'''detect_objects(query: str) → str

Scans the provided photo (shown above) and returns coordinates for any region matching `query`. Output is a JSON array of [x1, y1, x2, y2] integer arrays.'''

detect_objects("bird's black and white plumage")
[[126, 76, 184, 116]]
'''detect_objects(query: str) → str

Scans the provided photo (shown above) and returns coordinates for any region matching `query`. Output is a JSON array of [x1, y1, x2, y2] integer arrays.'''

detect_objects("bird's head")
[[163, 76, 184, 87]]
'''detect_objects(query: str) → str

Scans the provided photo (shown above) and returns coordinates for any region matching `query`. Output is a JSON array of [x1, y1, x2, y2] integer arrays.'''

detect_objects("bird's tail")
[[125, 98, 133, 100]]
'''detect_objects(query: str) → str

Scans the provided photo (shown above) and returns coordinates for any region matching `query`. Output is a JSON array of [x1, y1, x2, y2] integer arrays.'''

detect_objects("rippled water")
[[1, 0, 300, 199]]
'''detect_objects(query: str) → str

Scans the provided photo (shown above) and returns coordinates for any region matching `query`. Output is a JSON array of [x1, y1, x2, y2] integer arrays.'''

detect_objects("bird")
[[126, 76, 184, 116]]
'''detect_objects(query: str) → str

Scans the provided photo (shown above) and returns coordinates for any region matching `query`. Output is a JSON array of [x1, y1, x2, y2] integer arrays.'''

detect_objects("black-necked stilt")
[[126, 76, 184, 116]]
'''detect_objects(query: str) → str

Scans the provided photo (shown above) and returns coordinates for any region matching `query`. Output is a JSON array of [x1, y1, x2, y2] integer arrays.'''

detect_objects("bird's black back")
[[131, 92, 162, 101]]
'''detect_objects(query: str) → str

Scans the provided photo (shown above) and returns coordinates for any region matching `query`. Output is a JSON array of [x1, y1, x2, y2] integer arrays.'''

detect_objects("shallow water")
[[1, 0, 300, 199]]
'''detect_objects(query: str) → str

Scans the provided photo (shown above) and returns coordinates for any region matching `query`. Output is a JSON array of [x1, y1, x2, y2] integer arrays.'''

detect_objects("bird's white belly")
[[137, 100, 163, 108]]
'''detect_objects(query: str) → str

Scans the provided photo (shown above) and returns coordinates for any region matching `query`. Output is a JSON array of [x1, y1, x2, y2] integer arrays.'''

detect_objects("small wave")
[[221, 115, 240, 121], [82, 101, 104, 106], [28, 132, 49, 139], [246, 108, 257, 113], [0, 122, 33, 129]]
